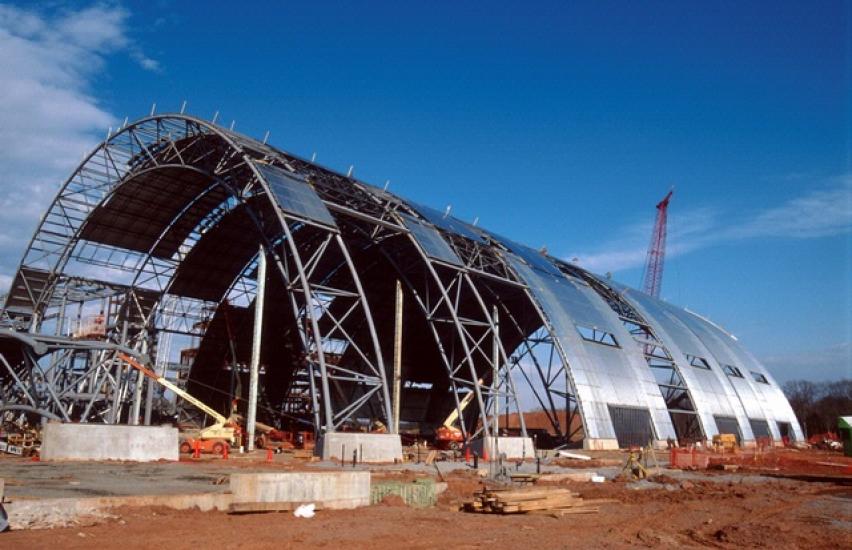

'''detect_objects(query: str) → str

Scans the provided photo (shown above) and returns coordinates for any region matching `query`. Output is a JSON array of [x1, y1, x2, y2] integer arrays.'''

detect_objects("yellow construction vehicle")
[[118, 353, 240, 455], [712, 433, 738, 453]]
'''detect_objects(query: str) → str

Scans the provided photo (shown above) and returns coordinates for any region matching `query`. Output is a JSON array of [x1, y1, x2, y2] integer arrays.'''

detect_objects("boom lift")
[[434, 385, 479, 450], [118, 353, 241, 455]]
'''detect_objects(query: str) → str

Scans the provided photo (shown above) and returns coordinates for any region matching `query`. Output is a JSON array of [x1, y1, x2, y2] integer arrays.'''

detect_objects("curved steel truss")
[[1, 113, 804, 448]]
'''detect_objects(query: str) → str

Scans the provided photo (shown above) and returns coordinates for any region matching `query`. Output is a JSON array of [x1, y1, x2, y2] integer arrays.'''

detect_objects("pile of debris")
[[463, 486, 610, 515]]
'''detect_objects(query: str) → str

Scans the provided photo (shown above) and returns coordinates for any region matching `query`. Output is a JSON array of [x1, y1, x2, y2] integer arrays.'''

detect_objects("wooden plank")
[[509, 473, 540, 483], [489, 490, 578, 503], [486, 489, 578, 500], [228, 501, 324, 514], [516, 498, 582, 512]]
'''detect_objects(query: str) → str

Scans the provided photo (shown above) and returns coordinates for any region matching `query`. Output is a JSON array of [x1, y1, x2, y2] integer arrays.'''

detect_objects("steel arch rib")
[[2, 114, 391, 433]]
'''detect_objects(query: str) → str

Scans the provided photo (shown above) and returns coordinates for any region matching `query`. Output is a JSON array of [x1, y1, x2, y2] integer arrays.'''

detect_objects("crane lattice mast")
[[641, 189, 673, 298]]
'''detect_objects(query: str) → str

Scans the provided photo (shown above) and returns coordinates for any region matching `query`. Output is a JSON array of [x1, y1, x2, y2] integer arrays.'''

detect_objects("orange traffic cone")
[[266, 447, 273, 462], [482, 445, 489, 462], [465, 445, 471, 463]]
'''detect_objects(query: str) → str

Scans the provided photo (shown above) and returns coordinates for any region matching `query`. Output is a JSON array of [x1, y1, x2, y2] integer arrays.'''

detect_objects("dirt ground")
[[2, 449, 850, 549], [4, 475, 849, 549]]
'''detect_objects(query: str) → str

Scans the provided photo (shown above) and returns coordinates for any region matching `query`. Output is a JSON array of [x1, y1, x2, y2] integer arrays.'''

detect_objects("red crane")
[[641, 189, 673, 298]]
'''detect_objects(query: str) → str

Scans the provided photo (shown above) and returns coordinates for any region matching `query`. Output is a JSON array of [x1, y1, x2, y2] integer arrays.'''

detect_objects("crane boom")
[[641, 189, 673, 298], [118, 353, 229, 426]]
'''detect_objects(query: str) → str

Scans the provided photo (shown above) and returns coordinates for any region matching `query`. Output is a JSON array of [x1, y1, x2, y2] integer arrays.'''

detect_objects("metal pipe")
[[392, 280, 403, 434], [246, 246, 267, 452], [130, 332, 146, 425], [492, 305, 499, 461], [142, 332, 156, 425], [110, 320, 129, 424]]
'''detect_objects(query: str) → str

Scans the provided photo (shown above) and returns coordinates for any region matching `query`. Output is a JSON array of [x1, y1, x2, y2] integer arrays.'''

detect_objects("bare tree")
[[783, 379, 852, 438]]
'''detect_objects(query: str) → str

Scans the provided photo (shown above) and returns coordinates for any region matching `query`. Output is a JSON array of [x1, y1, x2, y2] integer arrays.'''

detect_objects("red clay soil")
[[4, 472, 849, 549], [548, 457, 622, 469], [706, 448, 852, 476], [4, 449, 849, 548]]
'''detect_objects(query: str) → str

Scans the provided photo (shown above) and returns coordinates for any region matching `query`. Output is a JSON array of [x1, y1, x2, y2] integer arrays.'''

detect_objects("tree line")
[[782, 379, 851, 438]]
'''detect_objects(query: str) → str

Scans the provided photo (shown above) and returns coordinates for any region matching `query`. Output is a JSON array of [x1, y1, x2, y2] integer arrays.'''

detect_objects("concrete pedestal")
[[471, 436, 535, 459], [40, 422, 178, 462], [230, 471, 370, 509], [316, 432, 402, 463]]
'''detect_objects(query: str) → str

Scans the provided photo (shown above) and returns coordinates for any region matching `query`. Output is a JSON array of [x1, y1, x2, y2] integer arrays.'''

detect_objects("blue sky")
[[0, 1, 849, 382]]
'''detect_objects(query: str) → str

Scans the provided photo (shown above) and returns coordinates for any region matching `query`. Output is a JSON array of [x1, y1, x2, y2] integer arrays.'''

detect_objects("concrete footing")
[[316, 432, 403, 463], [583, 438, 620, 450], [40, 422, 178, 462], [471, 436, 535, 459], [230, 471, 370, 509]]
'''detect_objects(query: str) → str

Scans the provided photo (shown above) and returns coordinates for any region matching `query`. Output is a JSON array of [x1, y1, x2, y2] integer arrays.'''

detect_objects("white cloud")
[[734, 175, 852, 239], [132, 51, 161, 72], [569, 205, 720, 273], [569, 176, 852, 274], [0, 3, 159, 295], [55, 4, 129, 50]]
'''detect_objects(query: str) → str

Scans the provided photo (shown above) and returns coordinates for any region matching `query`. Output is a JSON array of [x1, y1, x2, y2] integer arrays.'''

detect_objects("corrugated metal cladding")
[[506, 255, 676, 442], [660, 303, 803, 442], [503, 246, 801, 445]]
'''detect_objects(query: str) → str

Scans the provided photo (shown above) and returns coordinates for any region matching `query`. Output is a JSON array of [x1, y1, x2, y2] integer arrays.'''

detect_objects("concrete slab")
[[0, 460, 233, 500], [40, 423, 178, 462], [317, 432, 402, 463], [5, 493, 232, 530], [471, 436, 535, 459], [230, 471, 370, 509]]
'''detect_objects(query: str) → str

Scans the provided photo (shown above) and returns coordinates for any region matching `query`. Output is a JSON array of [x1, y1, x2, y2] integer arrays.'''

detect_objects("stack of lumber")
[[509, 473, 540, 485], [463, 486, 609, 515]]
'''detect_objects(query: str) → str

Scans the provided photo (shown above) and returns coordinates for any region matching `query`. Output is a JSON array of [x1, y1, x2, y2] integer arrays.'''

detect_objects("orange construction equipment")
[[434, 381, 481, 450], [435, 425, 464, 451], [118, 353, 240, 456]]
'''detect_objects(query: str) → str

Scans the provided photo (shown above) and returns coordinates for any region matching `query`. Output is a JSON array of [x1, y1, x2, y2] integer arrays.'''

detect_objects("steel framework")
[[0, 112, 803, 449]]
